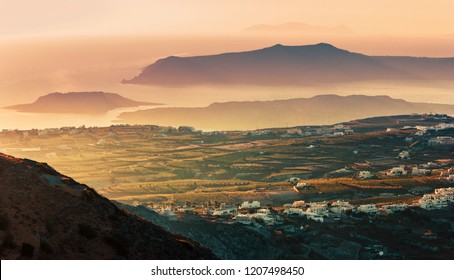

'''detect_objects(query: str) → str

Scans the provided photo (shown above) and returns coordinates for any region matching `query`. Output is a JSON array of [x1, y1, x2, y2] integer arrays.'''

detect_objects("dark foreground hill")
[[123, 43, 454, 86], [116, 94, 454, 130], [0, 153, 215, 259], [5, 91, 159, 114]]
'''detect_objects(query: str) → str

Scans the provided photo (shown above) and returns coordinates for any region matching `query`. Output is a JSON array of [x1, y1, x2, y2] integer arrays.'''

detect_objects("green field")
[[1, 115, 453, 205]]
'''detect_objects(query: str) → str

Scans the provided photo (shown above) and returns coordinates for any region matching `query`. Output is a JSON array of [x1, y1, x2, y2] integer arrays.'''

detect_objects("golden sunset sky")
[[1, 0, 454, 109], [1, 0, 453, 37]]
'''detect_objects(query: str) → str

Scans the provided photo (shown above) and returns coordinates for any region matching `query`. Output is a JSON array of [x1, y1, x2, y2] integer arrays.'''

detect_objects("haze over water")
[[2, 0, 454, 130]]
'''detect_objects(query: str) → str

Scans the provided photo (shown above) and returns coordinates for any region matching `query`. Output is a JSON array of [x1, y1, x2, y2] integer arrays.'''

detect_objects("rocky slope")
[[0, 153, 215, 259]]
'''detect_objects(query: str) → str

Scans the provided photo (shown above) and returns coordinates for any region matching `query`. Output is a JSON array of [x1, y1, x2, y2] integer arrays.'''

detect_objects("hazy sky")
[[1, 0, 454, 37], [2, 0, 454, 103], [1, 0, 454, 128]]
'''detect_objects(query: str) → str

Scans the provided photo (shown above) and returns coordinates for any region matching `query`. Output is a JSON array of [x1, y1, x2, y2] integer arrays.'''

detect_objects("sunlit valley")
[[1, 0, 454, 261]]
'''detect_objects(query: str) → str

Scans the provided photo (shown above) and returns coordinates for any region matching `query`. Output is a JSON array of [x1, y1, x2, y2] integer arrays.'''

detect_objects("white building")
[[358, 171, 373, 179], [284, 208, 305, 216], [419, 194, 448, 210], [330, 200, 354, 214], [307, 202, 329, 216], [387, 167, 407, 176], [212, 207, 238, 216], [251, 209, 283, 226], [356, 204, 378, 214], [240, 201, 261, 209], [397, 151, 410, 159], [412, 167, 429, 176], [380, 204, 408, 214], [234, 214, 253, 225]]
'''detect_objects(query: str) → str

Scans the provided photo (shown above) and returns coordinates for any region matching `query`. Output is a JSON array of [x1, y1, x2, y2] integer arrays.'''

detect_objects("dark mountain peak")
[[270, 43, 284, 48], [124, 43, 454, 86], [314, 42, 338, 49], [0, 153, 215, 259]]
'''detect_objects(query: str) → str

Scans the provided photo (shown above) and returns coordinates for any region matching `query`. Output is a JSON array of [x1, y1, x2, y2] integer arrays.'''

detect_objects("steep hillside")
[[0, 153, 214, 259]]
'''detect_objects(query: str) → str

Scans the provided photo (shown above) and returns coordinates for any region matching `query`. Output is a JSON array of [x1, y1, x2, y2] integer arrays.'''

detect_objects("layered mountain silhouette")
[[117, 95, 454, 130], [5, 92, 159, 114], [123, 43, 454, 86], [0, 153, 215, 259]]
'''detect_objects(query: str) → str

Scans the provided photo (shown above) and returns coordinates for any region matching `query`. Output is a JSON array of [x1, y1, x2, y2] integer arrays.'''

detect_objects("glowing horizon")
[[2, 0, 454, 37]]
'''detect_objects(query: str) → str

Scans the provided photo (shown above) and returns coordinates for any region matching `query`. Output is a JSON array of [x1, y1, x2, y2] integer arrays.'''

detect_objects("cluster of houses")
[[385, 117, 454, 148], [251, 123, 355, 138], [354, 160, 454, 180], [282, 200, 410, 223], [419, 187, 454, 210], [144, 186, 453, 226]]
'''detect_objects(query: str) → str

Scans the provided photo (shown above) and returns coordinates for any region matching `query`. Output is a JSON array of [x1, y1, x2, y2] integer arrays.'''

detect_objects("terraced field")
[[1, 115, 453, 205]]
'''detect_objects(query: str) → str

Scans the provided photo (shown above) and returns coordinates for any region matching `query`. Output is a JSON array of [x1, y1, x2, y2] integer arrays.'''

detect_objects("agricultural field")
[[0, 114, 453, 206]]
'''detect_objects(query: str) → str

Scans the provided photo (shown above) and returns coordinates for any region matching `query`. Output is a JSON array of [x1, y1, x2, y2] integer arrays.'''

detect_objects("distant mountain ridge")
[[5, 91, 159, 114], [0, 153, 215, 259], [123, 43, 454, 86], [116, 94, 454, 130]]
